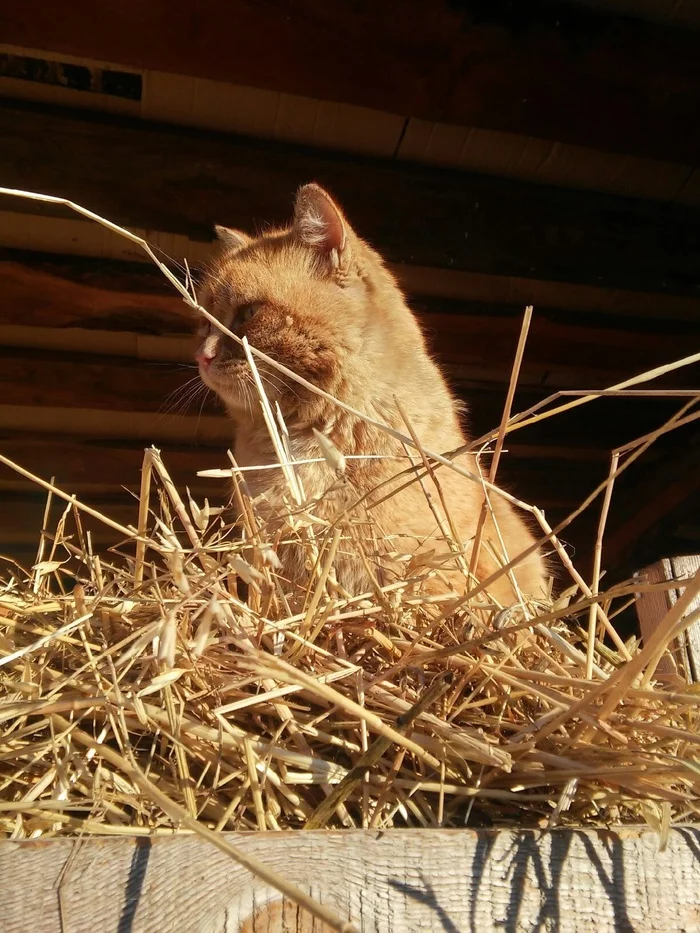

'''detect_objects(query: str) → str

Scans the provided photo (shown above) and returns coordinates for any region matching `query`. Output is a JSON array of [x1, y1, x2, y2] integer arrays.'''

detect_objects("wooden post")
[[2, 828, 700, 932], [635, 555, 700, 682]]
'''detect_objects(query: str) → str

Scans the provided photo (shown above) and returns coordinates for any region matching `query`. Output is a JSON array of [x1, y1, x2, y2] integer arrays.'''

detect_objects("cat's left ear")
[[214, 225, 251, 252], [293, 184, 350, 269]]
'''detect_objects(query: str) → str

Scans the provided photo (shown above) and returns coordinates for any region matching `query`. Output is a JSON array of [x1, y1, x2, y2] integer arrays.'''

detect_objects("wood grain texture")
[[4, 0, 700, 163], [0, 252, 193, 333], [0, 436, 229, 552], [637, 556, 700, 682], [603, 442, 700, 571], [3, 254, 700, 387], [2, 103, 700, 296], [0, 436, 227, 488], [1, 827, 699, 932], [0, 357, 689, 454]]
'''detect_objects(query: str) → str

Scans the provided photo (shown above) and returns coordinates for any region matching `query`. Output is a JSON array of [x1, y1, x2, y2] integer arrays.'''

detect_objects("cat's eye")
[[237, 302, 262, 324]]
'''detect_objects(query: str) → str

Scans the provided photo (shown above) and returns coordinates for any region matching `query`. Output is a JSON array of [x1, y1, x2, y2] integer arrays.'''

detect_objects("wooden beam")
[[2, 252, 700, 386], [421, 305, 700, 388], [0, 404, 230, 444], [2, 104, 700, 297], [0, 494, 150, 548], [636, 555, 700, 682], [4, 1, 700, 164], [4, 218, 700, 324], [0, 490, 229, 550], [2, 828, 699, 932], [0, 250, 192, 333], [0, 348, 218, 416], [604, 439, 700, 571], [0, 437, 229, 551], [0, 436, 228, 489], [0, 346, 689, 454]]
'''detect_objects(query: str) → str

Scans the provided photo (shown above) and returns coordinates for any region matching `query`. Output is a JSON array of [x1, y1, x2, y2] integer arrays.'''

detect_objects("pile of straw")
[[2, 427, 700, 842], [1, 188, 699, 849]]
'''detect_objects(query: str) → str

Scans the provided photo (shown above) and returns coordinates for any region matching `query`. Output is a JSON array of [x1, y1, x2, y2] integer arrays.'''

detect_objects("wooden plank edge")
[[2, 40, 699, 205], [1, 827, 698, 932], [0, 404, 231, 443], [1, 210, 700, 321], [636, 556, 700, 683], [4, 1, 700, 165]]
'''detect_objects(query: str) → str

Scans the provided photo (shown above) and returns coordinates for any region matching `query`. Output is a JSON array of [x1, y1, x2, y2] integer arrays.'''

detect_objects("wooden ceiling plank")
[[2, 313, 698, 392], [0, 436, 226, 490], [0, 403, 230, 444], [563, 0, 700, 30], [3, 215, 700, 324], [5, 42, 700, 204], [2, 253, 699, 390], [2, 104, 700, 298], [603, 444, 700, 570], [4, 1, 700, 163]]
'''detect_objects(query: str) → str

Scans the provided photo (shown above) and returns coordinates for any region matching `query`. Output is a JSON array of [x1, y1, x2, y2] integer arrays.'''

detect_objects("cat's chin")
[[198, 363, 248, 409]]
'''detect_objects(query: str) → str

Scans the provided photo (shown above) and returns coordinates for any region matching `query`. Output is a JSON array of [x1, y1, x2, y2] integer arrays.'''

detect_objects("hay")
[[2, 419, 700, 843], [1, 186, 700, 853]]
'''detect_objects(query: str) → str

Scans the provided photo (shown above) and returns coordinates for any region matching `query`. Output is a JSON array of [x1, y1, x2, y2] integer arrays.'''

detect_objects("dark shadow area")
[[580, 833, 635, 933], [469, 831, 497, 933], [386, 829, 651, 933], [502, 829, 577, 933], [117, 838, 152, 933], [677, 827, 700, 865], [388, 873, 461, 933]]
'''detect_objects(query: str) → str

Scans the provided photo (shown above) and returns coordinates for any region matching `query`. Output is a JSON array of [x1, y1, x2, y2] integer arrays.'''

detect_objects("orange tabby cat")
[[195, 184, 547, 605]]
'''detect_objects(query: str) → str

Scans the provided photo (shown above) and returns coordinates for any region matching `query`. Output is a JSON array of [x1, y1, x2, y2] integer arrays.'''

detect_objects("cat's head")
[[194, 184, 397, 420]]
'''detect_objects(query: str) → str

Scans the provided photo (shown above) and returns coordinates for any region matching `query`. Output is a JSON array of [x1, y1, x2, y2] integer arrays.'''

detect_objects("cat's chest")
[[233, 426, 333, 503]]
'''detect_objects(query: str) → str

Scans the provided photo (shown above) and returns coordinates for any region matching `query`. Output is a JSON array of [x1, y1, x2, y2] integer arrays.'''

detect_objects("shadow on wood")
[[2, 828, 699, 932]]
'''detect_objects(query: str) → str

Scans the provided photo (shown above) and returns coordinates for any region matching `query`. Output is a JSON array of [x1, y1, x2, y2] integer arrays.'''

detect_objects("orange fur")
[[196, 184, 547, 605]]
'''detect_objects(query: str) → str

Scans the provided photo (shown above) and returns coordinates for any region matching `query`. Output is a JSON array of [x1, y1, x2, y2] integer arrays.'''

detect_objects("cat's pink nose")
[[196, 347, 216, 368]]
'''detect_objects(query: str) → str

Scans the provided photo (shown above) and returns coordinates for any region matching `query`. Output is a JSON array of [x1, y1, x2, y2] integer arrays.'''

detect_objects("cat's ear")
[[214, 225, 250, 251], [293, 184, 349, 264]]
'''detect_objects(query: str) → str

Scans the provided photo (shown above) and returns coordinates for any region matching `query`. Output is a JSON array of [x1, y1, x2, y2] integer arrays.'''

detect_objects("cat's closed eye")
[[237, 301, 263, 324]]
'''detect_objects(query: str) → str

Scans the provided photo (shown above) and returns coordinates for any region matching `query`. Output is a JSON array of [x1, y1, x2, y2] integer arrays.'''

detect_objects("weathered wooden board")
[[3, 254, 700, 386], [604, 446, 700, 572], [4, 0, 700, 163], [0, 341, 691, 457], [1, 828, 699, 932], [2, 104, 700, 295], [637, 555, 700, 682], [0, 436, 227, 487]]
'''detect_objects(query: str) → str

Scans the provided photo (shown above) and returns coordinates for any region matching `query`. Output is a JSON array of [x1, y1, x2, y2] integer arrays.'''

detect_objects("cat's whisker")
[[259, 373, 284, 401], [158, 376, 204, 417], [261, 370, 302, 403], [194, 385, 212, 436], [149, 243, 190, 278], [160, 376, 215, 423], [258, 368, 304, 408], [239, 375, 254, 417], [173, 381, 210, 416]]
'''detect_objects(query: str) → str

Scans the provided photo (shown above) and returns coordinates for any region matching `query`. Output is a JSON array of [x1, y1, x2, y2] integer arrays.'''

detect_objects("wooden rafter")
[[4, 1, 700, 164], [2, 103, 700, 297], [603, 438, 700, 571], [2, 252, 699, 386]]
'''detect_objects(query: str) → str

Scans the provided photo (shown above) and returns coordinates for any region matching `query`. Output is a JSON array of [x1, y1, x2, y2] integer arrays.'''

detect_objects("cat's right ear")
[[293, 184, 350, 271], [214, 225, 250, 251]]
